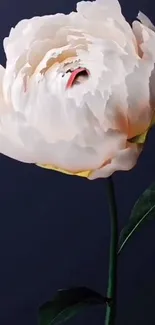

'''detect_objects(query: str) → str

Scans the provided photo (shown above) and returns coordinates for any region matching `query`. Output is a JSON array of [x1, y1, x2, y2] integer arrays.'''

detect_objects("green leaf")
[[118, 183, 155, 254], [39, 287, 109, 325]]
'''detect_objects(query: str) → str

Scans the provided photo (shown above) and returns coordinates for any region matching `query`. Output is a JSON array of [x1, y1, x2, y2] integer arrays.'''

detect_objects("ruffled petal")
[[3, 14, 70, 62], [76, 0, 135, 48], [0, 1, 153, 179], [132, 19, 155, 59], [125, 60, 154, 138], [77, 0, 122, 21]]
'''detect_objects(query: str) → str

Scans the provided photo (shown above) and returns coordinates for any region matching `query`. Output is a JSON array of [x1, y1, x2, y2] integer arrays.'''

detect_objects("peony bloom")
[[0, 0, 154, 179]]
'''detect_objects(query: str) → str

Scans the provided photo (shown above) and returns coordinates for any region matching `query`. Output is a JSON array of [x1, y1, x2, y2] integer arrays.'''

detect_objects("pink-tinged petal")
[[132, 20, 155, 59], [89, 143, 141, 179], [125, 60, 154, 138], [66, 68, 90, 89]]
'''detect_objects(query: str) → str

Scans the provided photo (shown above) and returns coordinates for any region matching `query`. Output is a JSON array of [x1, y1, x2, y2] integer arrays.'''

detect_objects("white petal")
[[125, 59, 154, 137], [0, 65, 12, 115], [132, 20, 155, 59], [76, 0, 135, 47], [3, 14, 70, 62], [89, 143, 141, 179], [96, 0, 121, 11], [0, 65, 5, 97], [76, 0, 121, 20], [28, 129, 126, 172], [0, 112, 36, 162], [137, 12, 155, 31]]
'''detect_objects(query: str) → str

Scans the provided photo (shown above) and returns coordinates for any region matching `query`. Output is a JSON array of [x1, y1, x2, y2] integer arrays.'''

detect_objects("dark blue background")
[[0, 0, 155, 324]]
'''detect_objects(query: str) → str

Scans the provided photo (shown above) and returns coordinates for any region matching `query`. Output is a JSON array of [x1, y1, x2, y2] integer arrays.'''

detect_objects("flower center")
[[66, 68, 90, 89]]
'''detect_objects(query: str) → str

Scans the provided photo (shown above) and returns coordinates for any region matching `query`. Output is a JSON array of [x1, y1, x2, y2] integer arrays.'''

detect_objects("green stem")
[[105, 177, 118, 325]]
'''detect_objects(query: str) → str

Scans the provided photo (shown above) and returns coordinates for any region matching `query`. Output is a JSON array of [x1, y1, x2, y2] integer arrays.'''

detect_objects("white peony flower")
[[0, 0, 154, 179]]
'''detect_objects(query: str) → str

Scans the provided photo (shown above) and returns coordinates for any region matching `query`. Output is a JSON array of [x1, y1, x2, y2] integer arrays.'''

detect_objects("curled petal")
[[137, 12, 155, 31], [89, 143, 142, 179]]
